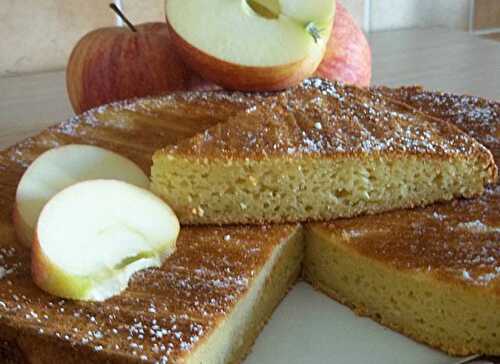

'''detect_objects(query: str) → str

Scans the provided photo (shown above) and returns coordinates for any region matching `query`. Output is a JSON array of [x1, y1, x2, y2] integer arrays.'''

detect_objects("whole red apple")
[[67, 22, 200, 114], [315, 2, 371, 87]]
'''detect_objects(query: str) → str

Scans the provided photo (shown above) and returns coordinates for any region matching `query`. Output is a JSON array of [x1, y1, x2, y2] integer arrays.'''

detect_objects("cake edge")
[[184, 225, 304, 364]]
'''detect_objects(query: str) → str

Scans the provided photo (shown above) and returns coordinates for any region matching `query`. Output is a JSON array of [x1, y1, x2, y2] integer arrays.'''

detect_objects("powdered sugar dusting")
[[168, 78, 488, 161], [1, 86, 258, 177], [0, 224, 294, 362], [456, 220, 500, 234], [377, 85, 500, 165]]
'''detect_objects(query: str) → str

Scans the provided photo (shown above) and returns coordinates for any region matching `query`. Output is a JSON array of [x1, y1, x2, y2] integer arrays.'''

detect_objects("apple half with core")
[[13, 144, 149, 248], [166, 0, 336, 91], [32, 180, 179, 301]]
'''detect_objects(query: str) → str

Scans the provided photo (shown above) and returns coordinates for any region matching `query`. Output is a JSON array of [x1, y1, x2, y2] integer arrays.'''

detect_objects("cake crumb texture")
[[152, 79, 496, 224]]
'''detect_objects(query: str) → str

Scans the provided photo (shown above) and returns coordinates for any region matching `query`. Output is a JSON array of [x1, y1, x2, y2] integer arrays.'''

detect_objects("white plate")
[[246, 282, 465, 364]]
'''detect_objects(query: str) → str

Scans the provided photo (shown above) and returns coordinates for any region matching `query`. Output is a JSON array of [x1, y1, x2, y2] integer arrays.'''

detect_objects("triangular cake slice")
[[0, 224, 303, 363], [305, 189, 499, 356], [304, 87, 500, 356], [151, 79, 497, 224]]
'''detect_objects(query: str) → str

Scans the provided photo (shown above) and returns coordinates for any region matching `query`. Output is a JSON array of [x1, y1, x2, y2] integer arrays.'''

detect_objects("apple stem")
[[109, 3, 137, 32], [306, 22, 323, 43]]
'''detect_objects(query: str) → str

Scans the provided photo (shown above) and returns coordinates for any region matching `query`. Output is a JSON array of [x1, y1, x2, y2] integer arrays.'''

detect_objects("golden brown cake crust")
[[0, 224, 300, 363], [310, 84, 500, 292], [0, 89, 298, 363], [309, 185, 500, 292], [0, 88, 254, 177], [157, 79, 497, 185], [376, 85, 500, 166]]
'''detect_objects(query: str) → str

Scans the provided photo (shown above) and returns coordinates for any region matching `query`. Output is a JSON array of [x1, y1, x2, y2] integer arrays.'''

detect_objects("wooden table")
[[1, 28, 499, 150]]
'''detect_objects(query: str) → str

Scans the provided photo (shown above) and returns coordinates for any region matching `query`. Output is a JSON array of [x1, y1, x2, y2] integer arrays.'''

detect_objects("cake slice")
[[151, 79, 497, 224], [0, 224, 303, 363], [304, 87, 500, 356], [304, 191, 500, 356]]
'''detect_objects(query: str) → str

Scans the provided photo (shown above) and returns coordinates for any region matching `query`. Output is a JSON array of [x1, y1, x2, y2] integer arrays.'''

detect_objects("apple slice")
[[165, 0, 335, 91], [32, 179, 179, 301], [14, 144, 149, 248]]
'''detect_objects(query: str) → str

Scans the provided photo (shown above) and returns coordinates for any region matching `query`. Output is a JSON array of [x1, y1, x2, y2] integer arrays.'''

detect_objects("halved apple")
[[14, 144, 149, 248], [165, 0, 335, 91], [32, 180, 179, 301]]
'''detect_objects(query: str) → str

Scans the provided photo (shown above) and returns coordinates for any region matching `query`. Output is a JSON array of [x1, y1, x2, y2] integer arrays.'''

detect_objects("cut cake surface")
[[305, 189, 500, 356], [304, 86, 500, 356], [152, 79, 497, 225], [0, 224, 302, 364]]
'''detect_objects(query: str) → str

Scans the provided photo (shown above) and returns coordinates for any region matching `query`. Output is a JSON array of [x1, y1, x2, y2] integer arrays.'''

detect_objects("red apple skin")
[[315, 2, 372, 87], [166, 22, 327, 92], [67, 23, 203, 114]]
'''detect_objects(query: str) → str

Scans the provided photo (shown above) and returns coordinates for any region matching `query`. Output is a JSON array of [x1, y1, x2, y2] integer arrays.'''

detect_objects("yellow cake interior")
[[302, 219, 500, 356], [152, 154, 492, 225], [151, 78, 496, 225], [187, 227, 304, 364]]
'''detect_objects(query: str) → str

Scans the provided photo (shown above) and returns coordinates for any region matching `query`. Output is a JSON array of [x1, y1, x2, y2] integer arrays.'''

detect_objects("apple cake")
[[151, 79, 497, 224], [0, 91, 300, 364], [304, 85, 500, 356], [0, 81, 499, 362], [0, 224, 303, 363], [304, 193, 500, 356]]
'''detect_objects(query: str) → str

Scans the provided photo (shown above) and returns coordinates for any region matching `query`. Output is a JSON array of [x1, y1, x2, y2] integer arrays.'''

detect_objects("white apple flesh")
[[14, 144, 149, 248], [165, 0, 335, 91], [32, 180, 179, 301]]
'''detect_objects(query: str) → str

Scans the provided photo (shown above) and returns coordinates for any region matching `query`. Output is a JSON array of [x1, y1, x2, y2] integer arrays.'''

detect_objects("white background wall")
[[342, 0, 472, 32], [1, 0, 497, 76]]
